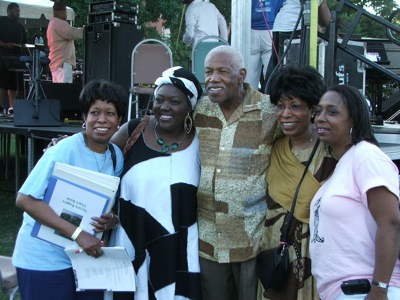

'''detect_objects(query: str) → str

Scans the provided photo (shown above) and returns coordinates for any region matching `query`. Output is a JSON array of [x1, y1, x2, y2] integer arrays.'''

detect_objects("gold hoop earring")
[[184, 113, 193, 134]]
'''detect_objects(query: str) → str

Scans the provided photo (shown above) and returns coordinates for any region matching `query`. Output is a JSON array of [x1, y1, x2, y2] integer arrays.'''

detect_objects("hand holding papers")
[[31, 162, 120, 249], [65, 247, 136, 292]]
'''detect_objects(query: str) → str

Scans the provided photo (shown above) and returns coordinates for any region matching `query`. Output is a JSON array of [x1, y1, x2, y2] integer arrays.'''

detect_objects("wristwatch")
[[371, 280, 389, 289]]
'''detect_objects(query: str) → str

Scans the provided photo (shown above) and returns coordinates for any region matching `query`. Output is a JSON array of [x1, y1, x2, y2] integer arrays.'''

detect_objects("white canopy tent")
[[0, 0, 75, 29]]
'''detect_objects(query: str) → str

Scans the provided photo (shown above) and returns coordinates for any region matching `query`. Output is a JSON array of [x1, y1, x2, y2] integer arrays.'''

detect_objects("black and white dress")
[[114, 119, 202, 300]]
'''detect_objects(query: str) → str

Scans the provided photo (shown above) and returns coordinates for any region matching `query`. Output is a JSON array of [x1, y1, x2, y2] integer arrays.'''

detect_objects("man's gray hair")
[[205, 45, 245, 74]]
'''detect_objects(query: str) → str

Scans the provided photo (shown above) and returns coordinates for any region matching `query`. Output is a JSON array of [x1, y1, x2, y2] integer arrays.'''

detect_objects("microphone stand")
[[28, 47, 47, 119], [301, 0, 311, 65], [32, 48, 40, 119]]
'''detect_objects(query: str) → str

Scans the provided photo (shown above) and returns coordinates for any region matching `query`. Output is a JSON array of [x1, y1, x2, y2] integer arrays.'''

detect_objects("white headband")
[[154, 66, 201, 110]]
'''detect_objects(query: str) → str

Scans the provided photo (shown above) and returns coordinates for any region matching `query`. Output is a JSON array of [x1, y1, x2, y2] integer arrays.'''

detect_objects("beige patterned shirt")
[[193, 84, 279, 263]]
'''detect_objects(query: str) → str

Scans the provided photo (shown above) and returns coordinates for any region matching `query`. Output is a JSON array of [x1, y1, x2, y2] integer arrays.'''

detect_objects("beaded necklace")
[[153, 122, 186, 153]]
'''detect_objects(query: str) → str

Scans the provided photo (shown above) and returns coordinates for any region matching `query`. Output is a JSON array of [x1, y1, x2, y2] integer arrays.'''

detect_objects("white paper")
[[65, 247, 136, 292], [52, 162, 120, 212]]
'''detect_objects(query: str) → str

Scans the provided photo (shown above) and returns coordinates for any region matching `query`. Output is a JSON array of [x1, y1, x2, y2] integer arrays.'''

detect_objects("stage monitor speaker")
[[14, 99, 62, 127], [41, 82, 82, 120], [284, 39, 366, 93], [84, 22, 142, 91], [382, 90, 400, 120], [333, 41, 366, 94]]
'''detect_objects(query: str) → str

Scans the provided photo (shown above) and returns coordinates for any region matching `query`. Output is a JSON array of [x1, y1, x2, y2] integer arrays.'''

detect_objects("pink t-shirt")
[[47, 17, 83, 72], [310, 141, 400, 300]]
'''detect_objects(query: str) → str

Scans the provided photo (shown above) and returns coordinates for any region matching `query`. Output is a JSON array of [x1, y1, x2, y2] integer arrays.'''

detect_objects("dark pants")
[[0, 60, 19, 90], [16, 267, 104, 300], [199, 257, 257, 300]]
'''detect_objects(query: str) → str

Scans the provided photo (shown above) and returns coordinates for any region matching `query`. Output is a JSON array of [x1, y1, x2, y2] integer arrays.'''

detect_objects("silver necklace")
[[153, 121, 186, 153], [92, 151, 107, 172], [83, 133, 107, 172]]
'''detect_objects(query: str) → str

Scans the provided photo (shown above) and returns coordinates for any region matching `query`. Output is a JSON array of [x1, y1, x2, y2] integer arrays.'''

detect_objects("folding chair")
[[0, 256, 19, 300], [191, 35, 229, 92], [128, 39, 173, 120]]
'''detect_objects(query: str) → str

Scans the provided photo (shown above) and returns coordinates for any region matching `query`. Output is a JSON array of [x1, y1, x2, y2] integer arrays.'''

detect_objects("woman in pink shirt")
[[310, 85, 400, 300]]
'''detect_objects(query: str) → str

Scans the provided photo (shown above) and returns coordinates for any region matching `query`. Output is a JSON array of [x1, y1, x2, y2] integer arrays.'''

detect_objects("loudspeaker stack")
[[84, 1, 142, 90]]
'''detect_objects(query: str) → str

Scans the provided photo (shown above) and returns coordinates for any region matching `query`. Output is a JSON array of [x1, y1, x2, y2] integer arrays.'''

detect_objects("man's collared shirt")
[[194, 84, 279, 263]]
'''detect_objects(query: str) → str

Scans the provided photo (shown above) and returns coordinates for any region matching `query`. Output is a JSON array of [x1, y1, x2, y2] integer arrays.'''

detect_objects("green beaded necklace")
[[154, 121, 187, 153]]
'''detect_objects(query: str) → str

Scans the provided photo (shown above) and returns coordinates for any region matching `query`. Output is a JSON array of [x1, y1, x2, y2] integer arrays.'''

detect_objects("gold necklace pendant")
[[292, 127, 315, 152]]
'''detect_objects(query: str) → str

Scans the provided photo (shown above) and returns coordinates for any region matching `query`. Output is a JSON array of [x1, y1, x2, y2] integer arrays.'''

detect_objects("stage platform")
[[373, 123, 400, 161], [0, 119, 82, 191]]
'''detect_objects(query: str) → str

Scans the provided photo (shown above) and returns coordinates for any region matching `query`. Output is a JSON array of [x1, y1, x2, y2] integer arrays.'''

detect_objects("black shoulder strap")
[[283, 139, 321, 242], [108, 143, 116, 172]]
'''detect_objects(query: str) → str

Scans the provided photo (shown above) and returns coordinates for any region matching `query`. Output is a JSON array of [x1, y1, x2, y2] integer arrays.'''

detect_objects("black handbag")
[[256, 241, 290, 291], [257, 139, 320, 292]]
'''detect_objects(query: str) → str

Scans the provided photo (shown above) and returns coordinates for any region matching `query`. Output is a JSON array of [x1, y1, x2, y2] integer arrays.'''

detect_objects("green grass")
[[0, 184, 21, 256], [0, 136, 23, 256], [1, 135, 24, 300], [0, 182, 21, 300]]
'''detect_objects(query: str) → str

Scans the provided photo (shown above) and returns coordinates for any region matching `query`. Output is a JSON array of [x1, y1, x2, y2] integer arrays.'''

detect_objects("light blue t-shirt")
[[12, 132, 123, 271]]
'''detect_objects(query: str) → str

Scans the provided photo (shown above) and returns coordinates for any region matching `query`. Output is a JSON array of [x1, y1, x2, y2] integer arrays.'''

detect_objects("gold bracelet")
[[71, 227, 83, 241]]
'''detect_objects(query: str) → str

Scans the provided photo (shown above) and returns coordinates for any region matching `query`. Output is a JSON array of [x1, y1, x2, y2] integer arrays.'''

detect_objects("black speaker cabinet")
[[14, 99, 62, 127], [41, 82, 82, 120], [84, 22, 142, 90], [334, 43, 365, 91]]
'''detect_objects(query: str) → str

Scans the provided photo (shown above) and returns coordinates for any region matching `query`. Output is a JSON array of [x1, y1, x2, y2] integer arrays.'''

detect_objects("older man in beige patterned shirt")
[[193, 45, 280, 300]]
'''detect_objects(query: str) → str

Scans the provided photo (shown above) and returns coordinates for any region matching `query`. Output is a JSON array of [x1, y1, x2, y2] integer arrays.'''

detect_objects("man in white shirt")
[[264, 0, 330, 90], [47, 2, 83, 83], [182, 0, 228, 47]]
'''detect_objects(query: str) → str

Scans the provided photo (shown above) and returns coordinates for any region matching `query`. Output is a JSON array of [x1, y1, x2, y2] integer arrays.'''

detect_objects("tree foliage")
[[60, 0, 399, 66], [326, 0, 400, 98], [59, 0, 231, 66], [328, 0, 399, 39]]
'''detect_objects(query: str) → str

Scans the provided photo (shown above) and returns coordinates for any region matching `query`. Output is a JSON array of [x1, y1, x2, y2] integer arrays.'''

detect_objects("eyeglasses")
[[276, 103, 308, 113]]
